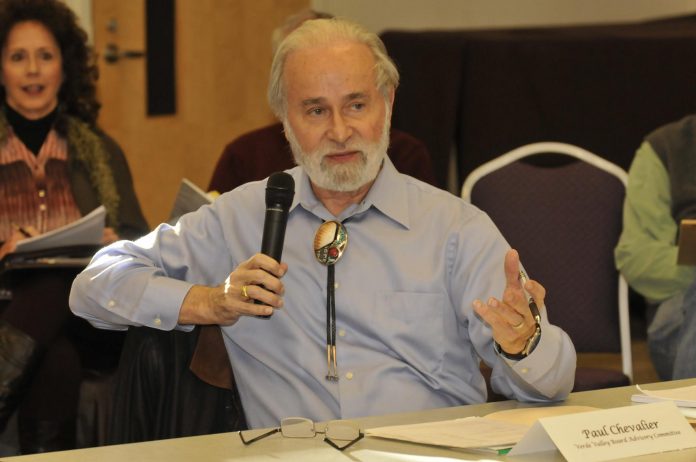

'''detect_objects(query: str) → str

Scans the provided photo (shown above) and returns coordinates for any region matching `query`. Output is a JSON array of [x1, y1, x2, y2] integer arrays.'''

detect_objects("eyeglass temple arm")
[[238, 427, 281, 445], [323, 431, 364, 451]]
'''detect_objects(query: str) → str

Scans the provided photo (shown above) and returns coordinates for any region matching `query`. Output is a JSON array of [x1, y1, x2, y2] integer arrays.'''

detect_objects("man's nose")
[[328, 113, 352, 144]]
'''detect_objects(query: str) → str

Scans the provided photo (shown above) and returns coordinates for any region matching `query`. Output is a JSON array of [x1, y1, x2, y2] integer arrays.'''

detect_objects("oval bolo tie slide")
[[313, 221, 347, 266]]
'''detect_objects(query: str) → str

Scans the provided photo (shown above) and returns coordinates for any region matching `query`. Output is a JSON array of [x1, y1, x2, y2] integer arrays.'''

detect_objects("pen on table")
[[11, 223, 32, 238], [518, 270, 541, 323]]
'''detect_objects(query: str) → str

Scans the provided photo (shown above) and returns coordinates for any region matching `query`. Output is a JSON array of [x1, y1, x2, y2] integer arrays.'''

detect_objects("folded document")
[[168, 178, 215, 224]]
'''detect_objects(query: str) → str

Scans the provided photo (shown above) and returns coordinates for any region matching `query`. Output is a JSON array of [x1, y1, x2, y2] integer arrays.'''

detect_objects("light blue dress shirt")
[[70, 158, 576, 429]]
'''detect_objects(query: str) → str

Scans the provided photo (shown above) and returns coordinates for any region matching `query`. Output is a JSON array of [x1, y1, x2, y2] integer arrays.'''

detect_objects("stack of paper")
[[631, 384, 696, 420]]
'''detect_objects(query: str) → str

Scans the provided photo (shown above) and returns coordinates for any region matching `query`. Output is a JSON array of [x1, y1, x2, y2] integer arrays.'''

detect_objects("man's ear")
[[387, 87, 395, 112]]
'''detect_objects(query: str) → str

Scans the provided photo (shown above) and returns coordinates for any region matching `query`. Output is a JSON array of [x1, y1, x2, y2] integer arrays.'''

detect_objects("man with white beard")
[[70, 18, 576, 431]]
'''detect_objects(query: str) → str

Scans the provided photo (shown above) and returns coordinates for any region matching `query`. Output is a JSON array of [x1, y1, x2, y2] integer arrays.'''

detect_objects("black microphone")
[[256, 171, 295, 318]]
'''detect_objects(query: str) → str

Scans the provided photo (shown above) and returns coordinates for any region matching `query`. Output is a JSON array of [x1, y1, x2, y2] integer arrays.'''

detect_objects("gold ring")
[[241, 285, 249, 299], [512, 320, 525, 330]]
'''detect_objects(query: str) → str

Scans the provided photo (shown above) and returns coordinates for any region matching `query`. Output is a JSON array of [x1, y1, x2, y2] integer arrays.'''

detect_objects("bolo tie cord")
[[325, 263, 338, 381]]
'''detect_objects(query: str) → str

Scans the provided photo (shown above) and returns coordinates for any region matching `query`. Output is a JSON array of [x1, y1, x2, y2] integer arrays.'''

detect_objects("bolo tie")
[[313, 220, 348, 381]]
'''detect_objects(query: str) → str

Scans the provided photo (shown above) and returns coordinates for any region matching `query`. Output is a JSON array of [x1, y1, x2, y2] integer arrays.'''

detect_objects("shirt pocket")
[[373, 291, 446, 375]]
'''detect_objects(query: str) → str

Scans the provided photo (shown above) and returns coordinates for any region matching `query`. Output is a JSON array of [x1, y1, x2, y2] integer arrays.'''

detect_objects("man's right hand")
[[178, 253, 287, 325]]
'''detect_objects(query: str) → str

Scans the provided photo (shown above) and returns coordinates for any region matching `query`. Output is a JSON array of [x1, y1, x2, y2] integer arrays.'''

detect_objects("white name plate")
[[508, 401, 696, 461]]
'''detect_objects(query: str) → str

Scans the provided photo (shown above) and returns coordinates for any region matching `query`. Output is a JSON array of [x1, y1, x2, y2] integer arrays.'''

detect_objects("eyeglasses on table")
[[238, 417, 364, 451]]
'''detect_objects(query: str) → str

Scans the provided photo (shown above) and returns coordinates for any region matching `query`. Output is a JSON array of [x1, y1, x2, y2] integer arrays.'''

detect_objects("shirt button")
[[345, 372, 354, 380], [38, 190, 46, 197], [338, 329, 346, 337], [107, 300, 116, 308], [334, 282, 339, 289], [520, 368, 529, 374], [39, 204, 47, 211], [154, 316, 162, 326]]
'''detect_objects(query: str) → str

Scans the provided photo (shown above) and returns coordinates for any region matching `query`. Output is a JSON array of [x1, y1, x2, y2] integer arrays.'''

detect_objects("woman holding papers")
[[0, 0, 147, 453]]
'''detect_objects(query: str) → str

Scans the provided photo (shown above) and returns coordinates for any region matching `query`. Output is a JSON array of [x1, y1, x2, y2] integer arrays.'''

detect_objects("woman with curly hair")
[[0, 0, 147, 453]]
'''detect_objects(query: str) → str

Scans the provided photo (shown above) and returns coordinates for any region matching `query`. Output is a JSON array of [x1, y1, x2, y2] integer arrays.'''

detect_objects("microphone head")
[[266, 171, 295, 209]]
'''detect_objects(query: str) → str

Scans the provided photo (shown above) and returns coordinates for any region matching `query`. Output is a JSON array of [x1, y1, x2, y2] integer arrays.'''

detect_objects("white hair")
[[267, 18, 399, 120]]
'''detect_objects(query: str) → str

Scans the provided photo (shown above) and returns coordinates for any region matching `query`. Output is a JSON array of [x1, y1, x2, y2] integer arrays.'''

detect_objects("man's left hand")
[[473, 249, 545, 356]]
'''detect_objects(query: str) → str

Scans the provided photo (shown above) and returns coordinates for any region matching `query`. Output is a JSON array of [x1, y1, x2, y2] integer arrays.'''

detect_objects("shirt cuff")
[[507, 325, 563, 381], [132, 275, 194, 330]]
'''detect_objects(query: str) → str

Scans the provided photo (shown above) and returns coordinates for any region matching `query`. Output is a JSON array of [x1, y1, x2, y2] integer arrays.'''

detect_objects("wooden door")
[[92, 0, 307, 227]]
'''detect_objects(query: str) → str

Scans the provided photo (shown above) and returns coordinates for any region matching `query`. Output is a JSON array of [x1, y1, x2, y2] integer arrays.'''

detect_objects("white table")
[[5, 379, 696, 461]]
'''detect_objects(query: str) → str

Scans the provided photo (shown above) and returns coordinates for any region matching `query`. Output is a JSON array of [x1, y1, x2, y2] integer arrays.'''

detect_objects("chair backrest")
[[462, 142, 632, 381]]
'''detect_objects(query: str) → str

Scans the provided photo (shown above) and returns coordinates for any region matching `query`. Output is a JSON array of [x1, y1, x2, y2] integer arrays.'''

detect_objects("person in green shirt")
[[615, 115, 696, 380]]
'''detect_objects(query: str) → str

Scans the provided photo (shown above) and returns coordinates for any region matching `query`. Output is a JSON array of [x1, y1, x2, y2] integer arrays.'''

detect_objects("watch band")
[[495, 323, 542, 360]]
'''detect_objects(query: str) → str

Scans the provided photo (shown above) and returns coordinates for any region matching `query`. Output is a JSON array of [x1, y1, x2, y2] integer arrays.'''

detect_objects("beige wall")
[[92, 0, 307, 227]]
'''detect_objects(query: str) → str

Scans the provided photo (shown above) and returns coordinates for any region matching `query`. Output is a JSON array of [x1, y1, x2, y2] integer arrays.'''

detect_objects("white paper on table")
[[366, 416, 528, 450], [632, 384, 696, 408]]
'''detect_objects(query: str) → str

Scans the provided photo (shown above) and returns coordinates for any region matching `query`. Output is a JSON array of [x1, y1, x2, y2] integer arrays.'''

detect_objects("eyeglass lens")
[[279, 418, 360, 440], [325, 421, 360, 440], [280, 417, 315, 438]]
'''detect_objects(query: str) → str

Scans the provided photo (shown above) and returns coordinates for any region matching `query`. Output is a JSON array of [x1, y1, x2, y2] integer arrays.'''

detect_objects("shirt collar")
[[289, 156, 411, 229]]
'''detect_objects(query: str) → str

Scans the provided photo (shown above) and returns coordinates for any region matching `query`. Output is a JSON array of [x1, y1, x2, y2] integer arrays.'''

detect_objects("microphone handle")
[[260, 206, 288, 261], [255, 206, 289, 318]]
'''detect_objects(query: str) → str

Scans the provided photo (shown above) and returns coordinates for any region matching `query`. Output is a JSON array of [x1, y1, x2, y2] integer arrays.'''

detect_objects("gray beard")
[[284, 114, 390, 193]]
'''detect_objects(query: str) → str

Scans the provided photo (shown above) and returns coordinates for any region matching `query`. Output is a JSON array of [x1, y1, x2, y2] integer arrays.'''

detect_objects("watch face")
[[522, 326, 542, 356]]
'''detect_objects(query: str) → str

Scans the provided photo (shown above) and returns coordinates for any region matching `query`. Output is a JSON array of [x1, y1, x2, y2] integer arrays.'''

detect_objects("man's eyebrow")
[[345, 92, 368, 101], [301, 97, 325, 106], [300, 93, 370, 107]]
